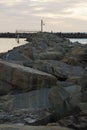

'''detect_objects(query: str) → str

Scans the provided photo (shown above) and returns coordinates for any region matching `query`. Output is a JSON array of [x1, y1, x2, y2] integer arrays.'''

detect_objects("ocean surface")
[[69, 38, 87, 44], [0, 38, 27, 53], [0, 38, 87, 53]]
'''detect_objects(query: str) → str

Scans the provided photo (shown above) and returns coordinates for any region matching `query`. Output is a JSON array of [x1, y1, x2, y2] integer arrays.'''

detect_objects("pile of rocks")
[[0, 32, 87, 129]]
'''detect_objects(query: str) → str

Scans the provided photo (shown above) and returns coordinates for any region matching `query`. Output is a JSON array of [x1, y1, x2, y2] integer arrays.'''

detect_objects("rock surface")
[[48, 86, 72, 118], [13, 88, 50, 110], [32, 60, 85, 80], [0, 59, 57, 93], [0, 125, 73, 130], [0, 32, 87, 129]]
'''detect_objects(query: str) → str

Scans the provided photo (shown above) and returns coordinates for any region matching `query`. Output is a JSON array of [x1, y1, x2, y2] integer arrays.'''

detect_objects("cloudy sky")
[[0, 0, 87, 32]]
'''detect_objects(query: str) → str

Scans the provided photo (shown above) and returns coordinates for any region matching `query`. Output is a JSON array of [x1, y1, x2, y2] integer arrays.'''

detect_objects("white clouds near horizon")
[[0, 0, 87, 32]]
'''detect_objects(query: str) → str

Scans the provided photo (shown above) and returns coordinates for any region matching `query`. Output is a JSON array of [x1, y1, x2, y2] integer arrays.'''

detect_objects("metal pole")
[[17, 34, 19, 43], [41, 19, 45, 32]]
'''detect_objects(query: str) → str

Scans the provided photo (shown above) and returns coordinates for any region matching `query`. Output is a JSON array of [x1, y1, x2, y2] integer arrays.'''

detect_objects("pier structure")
[[16, 20, 45, 43], [15, 29, 40, 43], [41, 19, 45, 32]]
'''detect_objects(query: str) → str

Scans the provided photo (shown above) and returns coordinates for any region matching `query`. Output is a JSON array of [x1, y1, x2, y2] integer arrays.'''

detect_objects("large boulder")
[[64, 85, 81, 107], [0, 80, 12, 95], [0, 60, 57, 92], [56, 81, 74, 88], [56, 81, 81, 106], [82, 90, 87, 102], [0, 94, 14, 112], [67, 75, 87, 91], [48, 85, 81, 119], [33, 60, 85, 80], [63, 44, 87, 66], [39, 51, 64, 60], [3, 49, 30, 61], [48, 86, 72, 118], [13, 88, 50, 110]]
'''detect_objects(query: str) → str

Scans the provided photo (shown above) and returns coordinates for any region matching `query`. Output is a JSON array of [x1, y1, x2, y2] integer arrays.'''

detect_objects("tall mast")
[[41, 19, 45, 32]]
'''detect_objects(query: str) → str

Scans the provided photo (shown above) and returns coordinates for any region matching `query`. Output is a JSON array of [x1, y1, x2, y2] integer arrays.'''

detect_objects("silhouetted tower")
[[41, 19, 45, 32]]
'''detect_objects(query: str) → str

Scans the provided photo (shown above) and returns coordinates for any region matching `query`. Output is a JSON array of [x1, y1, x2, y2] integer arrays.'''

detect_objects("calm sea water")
[[69, 38, 87, 44], [0, 38, 87, 53], [0, 38, 27, 53]]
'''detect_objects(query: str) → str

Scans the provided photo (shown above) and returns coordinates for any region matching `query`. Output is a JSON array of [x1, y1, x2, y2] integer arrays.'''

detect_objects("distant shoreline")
[[0, 32, 87, 38]]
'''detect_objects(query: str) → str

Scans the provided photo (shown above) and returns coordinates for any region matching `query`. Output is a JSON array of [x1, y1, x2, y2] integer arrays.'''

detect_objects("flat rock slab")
[[0, 125, 73, 130]]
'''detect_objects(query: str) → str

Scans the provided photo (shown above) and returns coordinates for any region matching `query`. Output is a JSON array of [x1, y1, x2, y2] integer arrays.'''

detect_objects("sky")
[[0, 0, 87, 32]]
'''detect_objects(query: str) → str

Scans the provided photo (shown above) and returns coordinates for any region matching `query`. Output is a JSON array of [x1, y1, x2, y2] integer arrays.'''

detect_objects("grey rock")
[[56, 82, 81, 107], [77, 102, 87, 111], [65, 85, 81, 107], [48, 86, 72, 118], [0, 125, 73, 130], [39, 51, 64, 60], [0, 60, 57, 91], [0, 95, 14, 112], [0, 80, 12, 95], [63, 44, 87, 66], [13, 88, 50, 110], [33, 60, 85, 80], [82, 90, 87, 102], [24, 111, 52, 125]]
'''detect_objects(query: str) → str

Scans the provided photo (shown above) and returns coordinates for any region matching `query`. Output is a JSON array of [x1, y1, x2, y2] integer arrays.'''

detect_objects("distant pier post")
[[17, 34, 19, 43], [16, 30, 19, 43], [41, 19, 45, 32]]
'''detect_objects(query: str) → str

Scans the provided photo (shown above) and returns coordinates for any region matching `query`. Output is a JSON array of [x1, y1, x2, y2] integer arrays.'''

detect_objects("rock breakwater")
[[0, 32, 87, 129]]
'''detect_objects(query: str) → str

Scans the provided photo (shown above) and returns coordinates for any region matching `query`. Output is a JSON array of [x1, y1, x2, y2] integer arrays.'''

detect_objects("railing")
[[15, 29, 40, 43], [16, 29, 40, 33]]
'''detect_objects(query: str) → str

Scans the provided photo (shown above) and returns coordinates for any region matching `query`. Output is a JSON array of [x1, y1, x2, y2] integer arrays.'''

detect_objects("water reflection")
[[0, 38, 27, 53]]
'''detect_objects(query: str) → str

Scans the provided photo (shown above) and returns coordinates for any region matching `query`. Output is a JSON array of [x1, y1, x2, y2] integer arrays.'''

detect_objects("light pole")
[[41, 19, 45, 32]]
